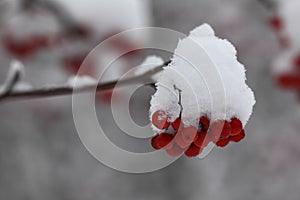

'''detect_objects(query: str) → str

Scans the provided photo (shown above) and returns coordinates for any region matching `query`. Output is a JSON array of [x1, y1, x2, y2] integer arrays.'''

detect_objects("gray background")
[[1, 0, 300, 199]]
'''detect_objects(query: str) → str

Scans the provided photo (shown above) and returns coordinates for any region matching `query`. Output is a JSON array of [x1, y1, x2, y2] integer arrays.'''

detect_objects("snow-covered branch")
[[0, 60, 170, 102], [257, 0, 277, 10], [21, 0, 88, 37], [0, 61, 26, 99]]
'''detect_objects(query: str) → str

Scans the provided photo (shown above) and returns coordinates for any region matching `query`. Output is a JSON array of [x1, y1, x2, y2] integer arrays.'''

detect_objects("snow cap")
[[150, 24, 255, 133]]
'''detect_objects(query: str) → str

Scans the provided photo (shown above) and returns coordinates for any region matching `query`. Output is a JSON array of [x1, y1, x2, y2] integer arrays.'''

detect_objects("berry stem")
[[173, 84, 183, 118]]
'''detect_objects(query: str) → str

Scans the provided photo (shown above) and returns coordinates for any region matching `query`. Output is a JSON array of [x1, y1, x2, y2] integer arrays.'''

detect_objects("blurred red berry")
[[34, 34, 52, 48], [185, 143, 202, 157], [63, 55, 86, 74], [3, 35, 38, 58], [180, 126, 198, 144], [194, 131, 210, 148], [97, 90, 114, 104], [279, 35, 290, 48], [277, 73, 300, 88], [199, 116, 210, 132], [166, 144, 184, 157], [269, 16, 283, 31], [230, 117, 243, 136], [294, 54, 300, 68], [216, 138, 230, 148], [152, 110, 170, 130], [73, 24, 91, 38], [62, 51, 94, 75], [229, 130, 246, 142]]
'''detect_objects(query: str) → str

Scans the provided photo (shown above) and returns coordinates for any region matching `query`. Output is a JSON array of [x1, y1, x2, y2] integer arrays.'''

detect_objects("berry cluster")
[[2, 24, 91, 59], [151, 110, 246, 158], [2, 34, 60, 58], [2, 24, 139, 103], [275, 42, 300, 91], [269, 15, 290, 48], [268, 15, 300, 99]]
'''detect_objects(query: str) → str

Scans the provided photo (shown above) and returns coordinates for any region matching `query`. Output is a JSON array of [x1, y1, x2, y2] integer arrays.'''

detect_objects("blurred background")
[[1, 0, 300, 199]]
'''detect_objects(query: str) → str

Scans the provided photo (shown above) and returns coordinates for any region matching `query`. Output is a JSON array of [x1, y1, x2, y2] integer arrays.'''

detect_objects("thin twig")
[[0, 61, 24, 99], [257, 0, 278, 11], [21, 0, 85, 38], [173, 84, 183, 117], [0, 61, 171, 102]]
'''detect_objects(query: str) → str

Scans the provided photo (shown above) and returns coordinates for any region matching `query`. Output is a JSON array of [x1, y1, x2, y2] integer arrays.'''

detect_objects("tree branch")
[[21, 0, 88, 38], [257, 0, 278, 11], [0, 60, 170, 102], [0, 61, 24, 99]]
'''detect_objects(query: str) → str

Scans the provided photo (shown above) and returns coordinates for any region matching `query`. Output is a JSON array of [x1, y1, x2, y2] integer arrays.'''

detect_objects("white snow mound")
[[150, 23, 255, 131], [67, 75, 97, 89], [134, 55, 164, 81]]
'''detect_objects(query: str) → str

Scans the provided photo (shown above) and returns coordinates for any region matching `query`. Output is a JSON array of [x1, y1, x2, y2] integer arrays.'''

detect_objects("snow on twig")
[[0, 60, 170, 102], [0, 60, 27, 98]]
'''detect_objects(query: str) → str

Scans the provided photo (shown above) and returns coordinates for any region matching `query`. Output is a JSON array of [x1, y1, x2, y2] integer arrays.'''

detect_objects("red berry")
[[166, 144, 184, 157], [216, 138, 230, 148], [110, 36, 138, 54], [221, 121, 231, 138], [279, 35, 290, 48], [180, 126, 198, 144], [97, 89, 114, 104], [151, 133, 174, 149], [174, 133, 191, 148], [152, 110, 170, 130], [209, 131, 220, 143], [73, 24, 91, 38], [185, 143, 202, 157], [199, 116, 210, 132], [194, 131, 210, 148], [277, 73, 300, 88], [229, 130, 246, 143], [230, 118, 243, 136], [151, 135, 161, 150], [34, 35, 51, 48], [172, 118, 182, 131], [209, 120, 231, 141], [3, 35, 38, 58], [294, 54, 300, 68], [63, 55, 86, 74], [269, 16, 283, 31]]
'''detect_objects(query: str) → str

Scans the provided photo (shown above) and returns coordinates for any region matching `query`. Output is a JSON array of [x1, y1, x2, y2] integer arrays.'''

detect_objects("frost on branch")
[[0, 60, 32, 95], [66, 75, 97, 89], [150, 24, 255, 158], [134, 55, 164, 81]]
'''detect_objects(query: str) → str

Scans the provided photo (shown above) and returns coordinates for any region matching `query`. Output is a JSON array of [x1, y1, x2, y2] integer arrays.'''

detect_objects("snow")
[[150, 24, 256, 131], [272, 49, 295, 74], [12, 82, 33, 92], [9, 60, 25, 79], [0, 60, 26, 94], [134, 55, 164, 81], [66, 75, 97, 89], [189, 24, 215, 37]]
